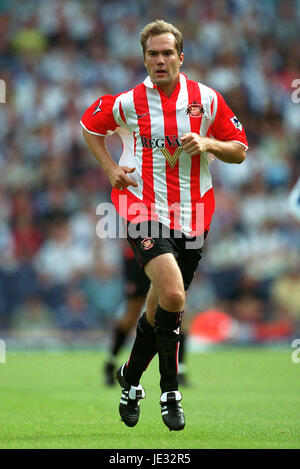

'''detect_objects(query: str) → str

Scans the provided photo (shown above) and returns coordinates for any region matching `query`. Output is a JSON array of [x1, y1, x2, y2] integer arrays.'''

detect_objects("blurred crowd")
[[0, 0, 299, 342]]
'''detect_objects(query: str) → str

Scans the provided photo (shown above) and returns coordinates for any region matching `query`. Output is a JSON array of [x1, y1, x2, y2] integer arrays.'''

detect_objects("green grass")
[[0, 347, 299, 449]]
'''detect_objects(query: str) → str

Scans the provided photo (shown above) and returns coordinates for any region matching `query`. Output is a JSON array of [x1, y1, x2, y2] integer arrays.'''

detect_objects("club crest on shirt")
[[141, 237, 155, 251], [185, 101, 205, 118]]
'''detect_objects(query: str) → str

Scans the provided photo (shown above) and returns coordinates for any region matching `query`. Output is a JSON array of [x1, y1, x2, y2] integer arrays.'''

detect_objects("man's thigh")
[[126, 220, 202, 292], [145, 252, 185, 313], [144, 253, 184, 293]]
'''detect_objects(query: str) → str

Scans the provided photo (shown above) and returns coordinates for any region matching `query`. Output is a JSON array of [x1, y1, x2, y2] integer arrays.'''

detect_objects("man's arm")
[[82, 129, 138, 189], [180, 133, 246, 164]]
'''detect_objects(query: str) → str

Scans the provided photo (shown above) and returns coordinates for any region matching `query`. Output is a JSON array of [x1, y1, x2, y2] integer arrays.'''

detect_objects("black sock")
[[111, 326, 128, 358], [155, 305, 183, 393], [178, 331, 186, 366], [124, 313, 157, 386]]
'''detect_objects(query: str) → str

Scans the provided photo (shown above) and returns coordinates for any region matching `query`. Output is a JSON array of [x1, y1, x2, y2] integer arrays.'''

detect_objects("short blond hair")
[[140, 19, 183, 57]]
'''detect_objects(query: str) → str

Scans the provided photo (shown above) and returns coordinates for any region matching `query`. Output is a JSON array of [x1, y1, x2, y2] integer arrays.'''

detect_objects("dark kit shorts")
[[126, 220, 208, 291], [124, 256, 150, 298]]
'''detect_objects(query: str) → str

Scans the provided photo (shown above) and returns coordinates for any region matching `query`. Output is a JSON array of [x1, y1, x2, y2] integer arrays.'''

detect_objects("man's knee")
[[145, 253, 185, 312], [160, 287, 185, 312]]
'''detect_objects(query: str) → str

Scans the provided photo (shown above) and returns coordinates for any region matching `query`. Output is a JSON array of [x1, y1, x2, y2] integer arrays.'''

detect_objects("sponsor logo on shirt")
[[140, 135, 183, 168], [141, 135, 181, 149]]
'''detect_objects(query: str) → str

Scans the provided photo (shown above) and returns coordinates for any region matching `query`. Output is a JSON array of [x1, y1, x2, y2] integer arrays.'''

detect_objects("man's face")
[[144, 33, 184, 91]]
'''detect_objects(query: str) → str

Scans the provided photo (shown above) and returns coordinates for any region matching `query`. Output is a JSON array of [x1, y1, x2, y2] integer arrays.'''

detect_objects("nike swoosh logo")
[[92, 99, 102, 116], [137, 112, 150, 119]]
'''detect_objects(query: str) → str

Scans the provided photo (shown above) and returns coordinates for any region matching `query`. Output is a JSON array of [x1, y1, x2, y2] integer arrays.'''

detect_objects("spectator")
[[10, 294, 55, 339], [0, 0, 299, 340], [57, 287, 95, 332]]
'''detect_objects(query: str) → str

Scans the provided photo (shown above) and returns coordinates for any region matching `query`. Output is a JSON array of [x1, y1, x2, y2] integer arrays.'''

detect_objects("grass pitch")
[[0, 347, 299, 449]]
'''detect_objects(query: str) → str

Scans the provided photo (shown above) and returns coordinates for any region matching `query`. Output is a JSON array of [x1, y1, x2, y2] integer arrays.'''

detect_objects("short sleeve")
[[80, 95, 118, 136], [209, 90, 248, 149]]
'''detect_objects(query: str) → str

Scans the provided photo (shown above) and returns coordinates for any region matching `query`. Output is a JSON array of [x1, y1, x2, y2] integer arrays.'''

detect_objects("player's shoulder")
[[113, 86, 136, 108], [114, 82, 147, 113], [95, 90, 133, 117], [117, 81, 146, 101], [102, 91, 125, 106], [90, 93, 121, 115], [199, 82, 221, 102], [185, 75, 219, 103]]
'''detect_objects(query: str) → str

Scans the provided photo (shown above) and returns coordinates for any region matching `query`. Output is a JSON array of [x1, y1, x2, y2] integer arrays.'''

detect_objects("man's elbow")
[[236, 149, 246, 164]]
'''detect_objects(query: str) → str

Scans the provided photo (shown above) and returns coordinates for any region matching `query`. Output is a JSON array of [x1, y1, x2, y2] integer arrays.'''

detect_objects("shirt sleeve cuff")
[[80, 120, 107, 137], [231, 140, 249, 150]]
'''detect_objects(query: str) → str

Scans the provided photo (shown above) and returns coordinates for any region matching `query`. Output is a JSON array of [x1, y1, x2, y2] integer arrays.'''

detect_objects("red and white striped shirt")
[[81, 73, 248, 236]]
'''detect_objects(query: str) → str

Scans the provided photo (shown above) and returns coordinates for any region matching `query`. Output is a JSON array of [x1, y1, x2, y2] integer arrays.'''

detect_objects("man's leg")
[[123, 284, 158, 385], [117, 285, 158, 427], [145, 253, 185, 393], [120, 254, 185, 430], [178, 319, 189, 386], [145, 278, 189, 386], [145, 283, 159, 326], [104, 296, 145, 386], [145, 253, 186, 431], [105, 252, 150, 386], [117, 221, 185, 429]]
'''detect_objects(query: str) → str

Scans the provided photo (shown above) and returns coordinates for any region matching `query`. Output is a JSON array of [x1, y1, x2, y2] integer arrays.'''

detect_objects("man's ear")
[[179, 53, 184, 67]]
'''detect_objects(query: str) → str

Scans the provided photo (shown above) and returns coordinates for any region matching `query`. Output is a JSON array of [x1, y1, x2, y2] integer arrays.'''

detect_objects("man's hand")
[[180, 132, 246, 164], [81, 130, 139, 189], [180, 133, 211, 156], [108, 166, 138, 190]]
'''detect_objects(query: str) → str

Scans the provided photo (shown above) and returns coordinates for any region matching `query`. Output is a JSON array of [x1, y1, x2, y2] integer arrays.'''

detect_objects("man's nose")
[[157, 54, 165, 64]]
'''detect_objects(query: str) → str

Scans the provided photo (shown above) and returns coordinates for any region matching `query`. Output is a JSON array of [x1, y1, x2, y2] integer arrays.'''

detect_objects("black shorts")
[[124, 256, 150, 298], [126, 221, 207, 291]]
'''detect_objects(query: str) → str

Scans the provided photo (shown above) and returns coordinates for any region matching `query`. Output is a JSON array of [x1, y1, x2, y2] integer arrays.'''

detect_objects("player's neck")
[[157, 75, 180, 98]]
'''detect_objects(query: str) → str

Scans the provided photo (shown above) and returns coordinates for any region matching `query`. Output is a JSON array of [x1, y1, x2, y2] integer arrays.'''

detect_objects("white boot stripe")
[[160, 391, 182, 403]]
